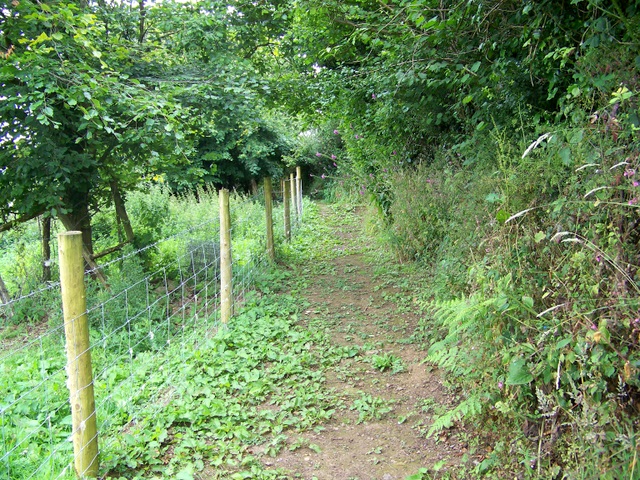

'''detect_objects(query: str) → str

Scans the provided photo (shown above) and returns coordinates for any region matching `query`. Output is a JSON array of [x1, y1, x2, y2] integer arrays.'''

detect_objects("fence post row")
[[58, 231, 99, 479], [219, 188, 233, 324], [51, 179, 303, 476], [290, 172, 297, 224], [296, 166, 303, 219], [264, 177, 276, 261], [282, 178, 291, 241]]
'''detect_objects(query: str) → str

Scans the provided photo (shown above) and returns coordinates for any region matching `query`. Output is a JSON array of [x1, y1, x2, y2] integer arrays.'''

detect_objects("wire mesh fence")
[[0, 183, 303, 479]]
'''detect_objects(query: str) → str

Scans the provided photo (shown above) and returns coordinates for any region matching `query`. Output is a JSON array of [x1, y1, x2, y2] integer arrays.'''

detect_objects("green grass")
[[1, 190, 324, 479]]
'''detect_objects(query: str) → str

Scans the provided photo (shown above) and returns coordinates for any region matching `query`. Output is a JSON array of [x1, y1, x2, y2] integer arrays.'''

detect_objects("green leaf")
[[559, 147, 572, 165], [32, 32, 51, 45], [534, 231, 546, 243], [485, 193, 503, 203], [175, 465, 195, 480], [462, 95, 473, 104], [569, 129, 584, 144], [522, 296, 534, 309], [495, 209, 509, 224], [506, 358, 533, 385]]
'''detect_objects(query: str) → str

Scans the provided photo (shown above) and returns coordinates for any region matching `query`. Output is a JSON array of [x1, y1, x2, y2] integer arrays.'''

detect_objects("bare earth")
[[259, 205, 476, 480]]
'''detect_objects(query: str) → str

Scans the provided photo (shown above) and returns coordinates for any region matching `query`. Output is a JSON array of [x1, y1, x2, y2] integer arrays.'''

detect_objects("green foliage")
[[0, 0, 193, 224], [98, 291, 341, 478], [403, 122, 640, 476], [0, 190, 333, 478], [370, 352, 405, 374], [350, 393, 393, 424]]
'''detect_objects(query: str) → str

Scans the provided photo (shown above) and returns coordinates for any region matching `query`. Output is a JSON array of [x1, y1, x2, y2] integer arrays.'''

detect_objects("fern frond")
[[426, 395, 484, 438]]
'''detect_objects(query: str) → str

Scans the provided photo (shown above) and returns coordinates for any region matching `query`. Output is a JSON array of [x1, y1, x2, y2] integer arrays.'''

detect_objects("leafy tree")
[[1, 0, 299, 265], [0, 1, 192, 256]]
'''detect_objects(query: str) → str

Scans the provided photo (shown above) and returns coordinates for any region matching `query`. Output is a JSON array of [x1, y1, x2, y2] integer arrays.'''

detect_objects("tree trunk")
[[139, 0, 146, 43], [110, 180, 135, 242], [0, 272, 10, 306], [59, 198, 94, 256], [58, 194, 108, 287], [41, 216, 51, 282]]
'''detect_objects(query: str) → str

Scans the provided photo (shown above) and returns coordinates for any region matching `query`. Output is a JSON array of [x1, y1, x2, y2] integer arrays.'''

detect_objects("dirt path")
[[264, 205, 470, 480]]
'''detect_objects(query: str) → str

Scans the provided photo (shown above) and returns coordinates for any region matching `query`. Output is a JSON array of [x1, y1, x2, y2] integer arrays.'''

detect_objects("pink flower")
[[498, 381, 503, 389], [634, 181, 639, 187], [629, 197, 638, 205], [372, 93, 377, 99], [391, 151, 396, 155], [333, 162, 337, 167], [333, 129, 339, 135], [595, 254, 602, 263], [321, 174, 326, 179], [331, 154, 336, 160], [624, 169, 636, 177], [316, 152, 322, 157], [355, 134, 360, 139]]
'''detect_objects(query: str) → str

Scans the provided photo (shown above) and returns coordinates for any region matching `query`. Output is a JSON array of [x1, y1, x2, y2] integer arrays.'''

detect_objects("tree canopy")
[[0, 0, 297, 250], [2, 0, 639, 238]]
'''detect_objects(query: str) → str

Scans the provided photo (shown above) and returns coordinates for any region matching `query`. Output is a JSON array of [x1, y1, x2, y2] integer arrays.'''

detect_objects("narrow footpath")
[[261, 204, 472, 479]]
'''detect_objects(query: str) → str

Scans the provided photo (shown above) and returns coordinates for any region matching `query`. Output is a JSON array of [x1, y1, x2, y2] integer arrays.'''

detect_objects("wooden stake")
[[58, 231, 99, 478], [290, 172, 297, 224], [264, 177, 275, 261], [219, 189, 232, 324], [282, 179, 291, 241], [296, 166, 303, 218]]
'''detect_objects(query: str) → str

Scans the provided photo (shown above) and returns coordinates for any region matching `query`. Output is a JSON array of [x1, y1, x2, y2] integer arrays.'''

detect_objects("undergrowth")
[[1, 190, 326, 479], [373, 121, 640, 478], [100, 286, 348, 480]]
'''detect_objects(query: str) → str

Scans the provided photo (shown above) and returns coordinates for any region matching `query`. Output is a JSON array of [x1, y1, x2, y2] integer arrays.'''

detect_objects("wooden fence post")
[[296, 166, 303, 218], [219, 189, 232, 324], [290, 172, 297, 224], [264, 177, 275, 261], [58, 231, 99, 478], [282, 178, 291, 241]]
